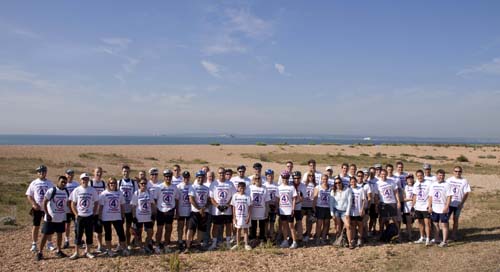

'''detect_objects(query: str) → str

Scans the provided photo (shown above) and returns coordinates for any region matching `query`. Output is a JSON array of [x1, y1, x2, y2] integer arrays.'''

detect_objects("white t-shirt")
[[424, 175, 436, 183], [404, 185, 414, 213], [339, 175, 350, 188], [350, 186, 366, 217], [373, 179, 398, 204], [277, 175, 293, 186], [99, 190, 125, 221], [413, 180, 431, 211], [429, 181, 453, 213], [189, 183, 210, 213], [231, 193, 251, 228], [315, 185, 331, 208], [148, 180, 160, 200], [302, 182, 316, 208], [358, 182, 371, 209], [301, 171, 322, 184], [70, 186, 98, 217], [263, 182, 279, 204], [118, 178, 136, 213], [249, 185, 269, 220], [230, 176, 251, 190], [44, 187, 69, 222], [367, 178, 378, 204], [277, 184, 297, 215], [90, 179, 106, 196], [172, 176, 182, 187], [177, 182, 192, 217], [446, 177, 472, 207], [209, 180, 236, 215], [26, 178, 54, 211], [155, 183, 179, 212], [131, 190, 154, 223], [65, 180, 80, 196], [390, 174, 405, 202], [294, 183, 307, 210], [203, 181, 214, 214], [248, 174, 267, 184]]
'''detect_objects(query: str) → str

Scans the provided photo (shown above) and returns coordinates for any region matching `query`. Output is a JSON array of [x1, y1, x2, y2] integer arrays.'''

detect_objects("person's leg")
[[84, 217, 94, 254], [280, 219, 289, 242], [405, 215, 412, 240], [114, 220, 127, 250], [56, 232, 63, 251], [305, 211, 312, 238], [441, 222, 449, 243], [288, 221, 297, 242], [417, 218, 425, 239], [250, 220, 257, 240], [156, 224, 164, 248], [424, 218, 431, 242], [73, 217, 83, 257], [357, 221, 364, 244], [164, 223, 172, 245], [259, 219, 266, 241], [433, 221, 440, 241], [243, 228, 249, 247], [177, 218, 185, 243], [224, 222, 232, 246], [102, 221, 112, 251], [65, 218, 71, 246], [315, 219, 322, 240], [39, 233, 48, 254], [343, 217, 353, 247]]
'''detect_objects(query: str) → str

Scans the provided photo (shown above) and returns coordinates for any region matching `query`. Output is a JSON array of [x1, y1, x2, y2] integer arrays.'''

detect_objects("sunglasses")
[[150, 173, 158, 176], [357, 175, 363, 177], [218, 172, 224, 174], [335, 182, 342, 184], [139, 183, 147, 185], [109, 183, 117, 185], [454, 170, 462, 173]]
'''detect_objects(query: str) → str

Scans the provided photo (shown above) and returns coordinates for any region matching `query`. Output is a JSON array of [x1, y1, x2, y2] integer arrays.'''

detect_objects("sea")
[[0, 134, 499, 145]]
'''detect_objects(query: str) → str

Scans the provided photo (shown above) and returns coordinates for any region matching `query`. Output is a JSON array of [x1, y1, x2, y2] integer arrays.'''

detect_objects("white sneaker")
[[95, 246, 104, 253], [438, 241, 448, 248], [430, 238, 440, 244], [357, 239, 362, 247], [30, 242, 37, 252], [69, 252, 79, 260], [425, 240, 431, 246], [127, 245, 133, 251], [289, 241, 298, 249], [244, 245, 252, 251], [230, 245, 238, 251], [279, 240, 289, 248], [208, 242, 218, 251], [230, 237, 235, 244], [47, 241, 56, 251], [414, 237, 425, 244], [85, 252, 95, 259]]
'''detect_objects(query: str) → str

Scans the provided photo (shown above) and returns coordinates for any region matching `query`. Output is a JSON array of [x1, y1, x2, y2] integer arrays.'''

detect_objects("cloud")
[[101, 37, 131, 50], [203, 35, 247, 55], [11, 27, 41, 39], [274, 63, 289, 76], [457, 58, 500, 76], [96, 37, 140, 83], [225, 8, 272, 38], [201, 60, 221, 78]]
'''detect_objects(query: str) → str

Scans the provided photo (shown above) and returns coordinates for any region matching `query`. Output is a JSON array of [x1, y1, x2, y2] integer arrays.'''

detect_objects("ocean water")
[[0, 134, 498, 145]]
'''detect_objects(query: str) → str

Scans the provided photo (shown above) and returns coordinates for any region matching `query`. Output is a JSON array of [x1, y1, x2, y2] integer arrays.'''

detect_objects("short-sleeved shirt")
[[373, 179, 398, 204], [99, 190, 125, 221], [209, 180, 236, 215], [26, 178, 54, 211], [404, 185, 414, 213], [118, 178, 136, 213], [424, 175, 437, 183], [148, 180, 160, 200], [177, 182, 192, 217], [231, 193, 251, 228], [429, 181, 453, 213], [155, 183, 179, 212], [189, 183, 210, 213], [65, 180, 80, 196], [315, 185, 331, 208], [263, 182, 279, 204], [446, 177, 471, 207], [277, 184, 297, 215], [90, 179, 106, 196], [294, 183, 307, 210], [44, 187, 69, 222], [131, 190, 154, 223], [413, 180, 431, 211], [172, 176, 182, 187], [249, 185, 269, 220], [230, 176, 251, 190], [302, 182, 316, 208], [350, 186, 366, 216], [70, 186, 98, 217], [301, 171, 322, 184]]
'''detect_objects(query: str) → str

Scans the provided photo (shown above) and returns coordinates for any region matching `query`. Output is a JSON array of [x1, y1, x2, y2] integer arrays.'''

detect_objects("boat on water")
[[363, 137, 372, 141]]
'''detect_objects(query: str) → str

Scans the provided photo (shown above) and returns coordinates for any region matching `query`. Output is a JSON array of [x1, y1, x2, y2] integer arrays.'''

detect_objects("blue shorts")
[[431, 212, 449, 223], [448, 206, 461, 218], [334, 209, 346, 219]]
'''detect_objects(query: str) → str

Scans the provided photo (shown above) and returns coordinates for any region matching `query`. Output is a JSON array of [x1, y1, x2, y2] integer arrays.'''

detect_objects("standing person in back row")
[[26, 165, 54, 253], [118, 165, 136, 249], [278, 161, 293, 185], [446, 166, 471, 241], [64, 169, 79, 249], [90, 167, 106, 253], [301, 159, 322, 184], [423, 164, 436, 182], [172, 165, 183, 186], [231, 165, 251, 189], [69, 173, 99, 260]]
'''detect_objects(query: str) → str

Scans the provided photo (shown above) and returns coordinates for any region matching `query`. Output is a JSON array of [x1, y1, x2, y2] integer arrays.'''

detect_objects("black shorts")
[[415, 210, 430, 219], [93, 215, 103, 233], [431, 212, 449, 223], [379, 203, 397, 219], [268, 212, 277, 223], [402, 213, 414, 225], [369, 203, 378, 219], [188, 212, 210, 232], [32, 210, 45, 227], [315, 207, 332, 220], [212, 214, 232, 225], [136, 221, 154, 230], [293, 210, 303, 222], [66, 213, 75, 223], [349, 216, 363, 222], [302, 207, 313, 214], [156, 210, 175, 226], [42, 221, 66, 235], [124, 212, 133, 225], [279, 214, 294, 223]]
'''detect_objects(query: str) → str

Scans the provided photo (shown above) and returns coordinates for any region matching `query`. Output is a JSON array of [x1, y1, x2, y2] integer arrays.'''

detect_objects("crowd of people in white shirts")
[[25, 159, 471, 261]]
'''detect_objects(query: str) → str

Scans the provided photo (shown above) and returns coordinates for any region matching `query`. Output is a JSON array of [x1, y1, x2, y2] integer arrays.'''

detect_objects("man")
[[148, 168, 160, 229], [90, 167, 106, 252], [172, 164, 183, 186], [386, 164, 403, 227], [348, 164, 357, 178], [428, 169, 453, 247], [208, 168, 236, 250], [277, 170, 298, 249], [69, 173, 99, 259], [249, 163, 267, 183], [412, 169, 432, 246], [155, 169, 179, 253], [278, 161, 294, 185], [393, 162, 408, 217], [374, 164, 382, 178], [446, 166, 471, 241], [37, 175, 70, 261], [230, 165, 251, 190], [118, 165, 136, 249], [373, 169, 401, 237], [338, 163, 350, 187], [185, 171, 210, 253], [64, 169, 79, 249], [176, 171, 192, 250], [301, 159, 322, 183], [423, 164, 436, 183], [26, 165, 54, 252], [367, 167, 378, 235]]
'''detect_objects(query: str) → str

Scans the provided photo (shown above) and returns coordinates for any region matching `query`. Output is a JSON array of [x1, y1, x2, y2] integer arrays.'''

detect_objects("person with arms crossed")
[[184, 171, 210, 253], [446, 166, 471, 241], [131, 177, 156, 254]]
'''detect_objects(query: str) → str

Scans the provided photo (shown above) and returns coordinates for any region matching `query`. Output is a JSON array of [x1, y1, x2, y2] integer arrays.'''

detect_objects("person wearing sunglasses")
[[348, 176, 366, 249], [185, 171, 210, 253], [208, 168, 236, 250], [230, 165, 251, 190], [63, 169, 79, 249], [445, 166, 471, 241], [131, 177, 156, 254], [330, 176, 352, 247], [99, 177, 127, 257], [177, 171, 193, 251], [148, 168, 160, 226], [154, 169, 179, 254], [312, 174, 331, 245]]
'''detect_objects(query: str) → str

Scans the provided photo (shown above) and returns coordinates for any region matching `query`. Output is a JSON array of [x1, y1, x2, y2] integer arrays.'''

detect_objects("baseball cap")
[[196, 170, 205, 177], [65, 169, 75, 175], [80, 173, 90, 179], [36, 165, 47, 172], [362, 168, 369, 174], [163, 169, 173, 177], [237, 165, 246, 171], [325, 166, 333, 171], [253, 162, 263, 169], [149, 168, 159, 175], [292, 171, 302, 178], [265, 169, 274, 175], [281, 170, 290, 178], [406, 174, 414, 180], [182, 171, 190, 178], [374, 163, 382, 169], [423, 163, 431, 170]]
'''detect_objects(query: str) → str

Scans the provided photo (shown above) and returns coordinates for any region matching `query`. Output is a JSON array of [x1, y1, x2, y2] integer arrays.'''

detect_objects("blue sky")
[[1, 1, 500, 138]]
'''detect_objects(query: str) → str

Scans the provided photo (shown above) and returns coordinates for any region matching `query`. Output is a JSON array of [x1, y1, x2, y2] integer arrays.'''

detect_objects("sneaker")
[[315, 238, 321, 246], [122, 249, 130, 256], [430, 238, 440, 244], [85, 252, 95, 259], [208, 242, 218, 251], [425, 240, 431, 247], [36, 252, 43, 261], [30, 242, 37, 252], [164, 247, 173, 254], [289, 241, 298, 249], [144, 247, 152, 254], [127, 245, 133, 251], [414, 237, 425, 244], [279, 240, 289, 248], [63, 241, 70, 249], [47, 241, 56, 251], [244, 245, 252, 251], [438, 241, 448, 248], [69, 252, 79, 260], [357, 239, 362, 247], [107, 250, 116, 257], [230, 245, 239, 251], [182, 248, 190, 254], [303, 235, 310, 242], [349, 244, 355, 250], [56, 251, 68, 258], [226, 240, 231, 249]]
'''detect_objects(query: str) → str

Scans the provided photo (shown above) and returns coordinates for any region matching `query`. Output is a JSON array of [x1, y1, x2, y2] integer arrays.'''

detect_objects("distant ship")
[[363, 137, 372, 141], [219, 134, 236, 138]]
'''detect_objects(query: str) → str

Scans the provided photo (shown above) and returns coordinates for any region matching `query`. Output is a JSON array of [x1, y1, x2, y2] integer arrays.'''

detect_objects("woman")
[[329, 176, 352, 248], [312, 174, 331, 245], [131, 177, 156, 254], [403, 174, 415, 241], [348, 176, 366, 248], [99, 177, 128, 257], [302, 171, 317, 242]]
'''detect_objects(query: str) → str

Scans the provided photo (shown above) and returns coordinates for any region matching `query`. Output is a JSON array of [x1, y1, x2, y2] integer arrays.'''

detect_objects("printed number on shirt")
[[163, 193, 172, 203], [253, 194, 261, 204], [79, 199, 89, 208], [281, 194, 290, 204], [218, 190, 228, 200]]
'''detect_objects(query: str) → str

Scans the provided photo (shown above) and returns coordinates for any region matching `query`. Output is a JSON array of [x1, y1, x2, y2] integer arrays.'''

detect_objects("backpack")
[[119, 178, 136, 191], [380, 222, 399, 243], [49, 187, 70, 201]]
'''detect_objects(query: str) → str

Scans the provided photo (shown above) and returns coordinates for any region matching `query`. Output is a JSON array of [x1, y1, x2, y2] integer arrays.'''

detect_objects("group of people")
[[25, 159, 471, 261]]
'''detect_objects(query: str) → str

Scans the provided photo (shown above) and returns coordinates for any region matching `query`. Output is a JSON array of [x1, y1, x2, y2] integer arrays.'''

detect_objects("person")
[[373, 169, 401, 239], [176, 171, 192, 250], [301, 159, 322, 184], [325, 166, 335, 187], [348, 164, 357, 178], [249, 163, 267, 183], [428, 169, 453, 247], [356, 170, 371, 241], [374, 164, 383, 178], [386, 164, 403, 230], [231, 182, 252, 251], [263, 168, 279, 241], [423, 164, 436, 182], [249, 173, 269, 242], [154, 169, 179, 253], [208, 168, 236, 250], [202, 171, 215, 247], [131, 177, 156, 254], [312, 174, 331, 245], [292, 171, 306, 243], [330, 176, 352, 247], [69, 173, 99, 260], [446, 166, 471, 241], [64, 169, 79, 249], [172, 164, 183, 186], [118, 165, 137, 249], [277, 170, 298, 249], [36, 175, 70, 261], [367, 167, 379, 235], [26, 165, 55, 252], [99, 177, 128, 257], [148, 168, 160, 230], [412, 169, 432, 246], [231, 165, 251, 189], [338, 163, 350, 187], [403, 174, 415, 241], [277, 161, 293, 185], [302, 171, 317, 242], [185, 171, 210, 253], [348, 176, 366, 248], [90, 167, 106, 252]]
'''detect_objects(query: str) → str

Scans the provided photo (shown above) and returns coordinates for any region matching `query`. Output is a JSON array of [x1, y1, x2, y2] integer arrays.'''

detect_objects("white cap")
[[80, 173, 90, 179], [325, 166, 333, 171]]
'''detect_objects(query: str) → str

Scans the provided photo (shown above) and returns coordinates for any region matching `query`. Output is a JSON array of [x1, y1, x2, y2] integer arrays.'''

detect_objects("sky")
[[1, 1, 500, 138]]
